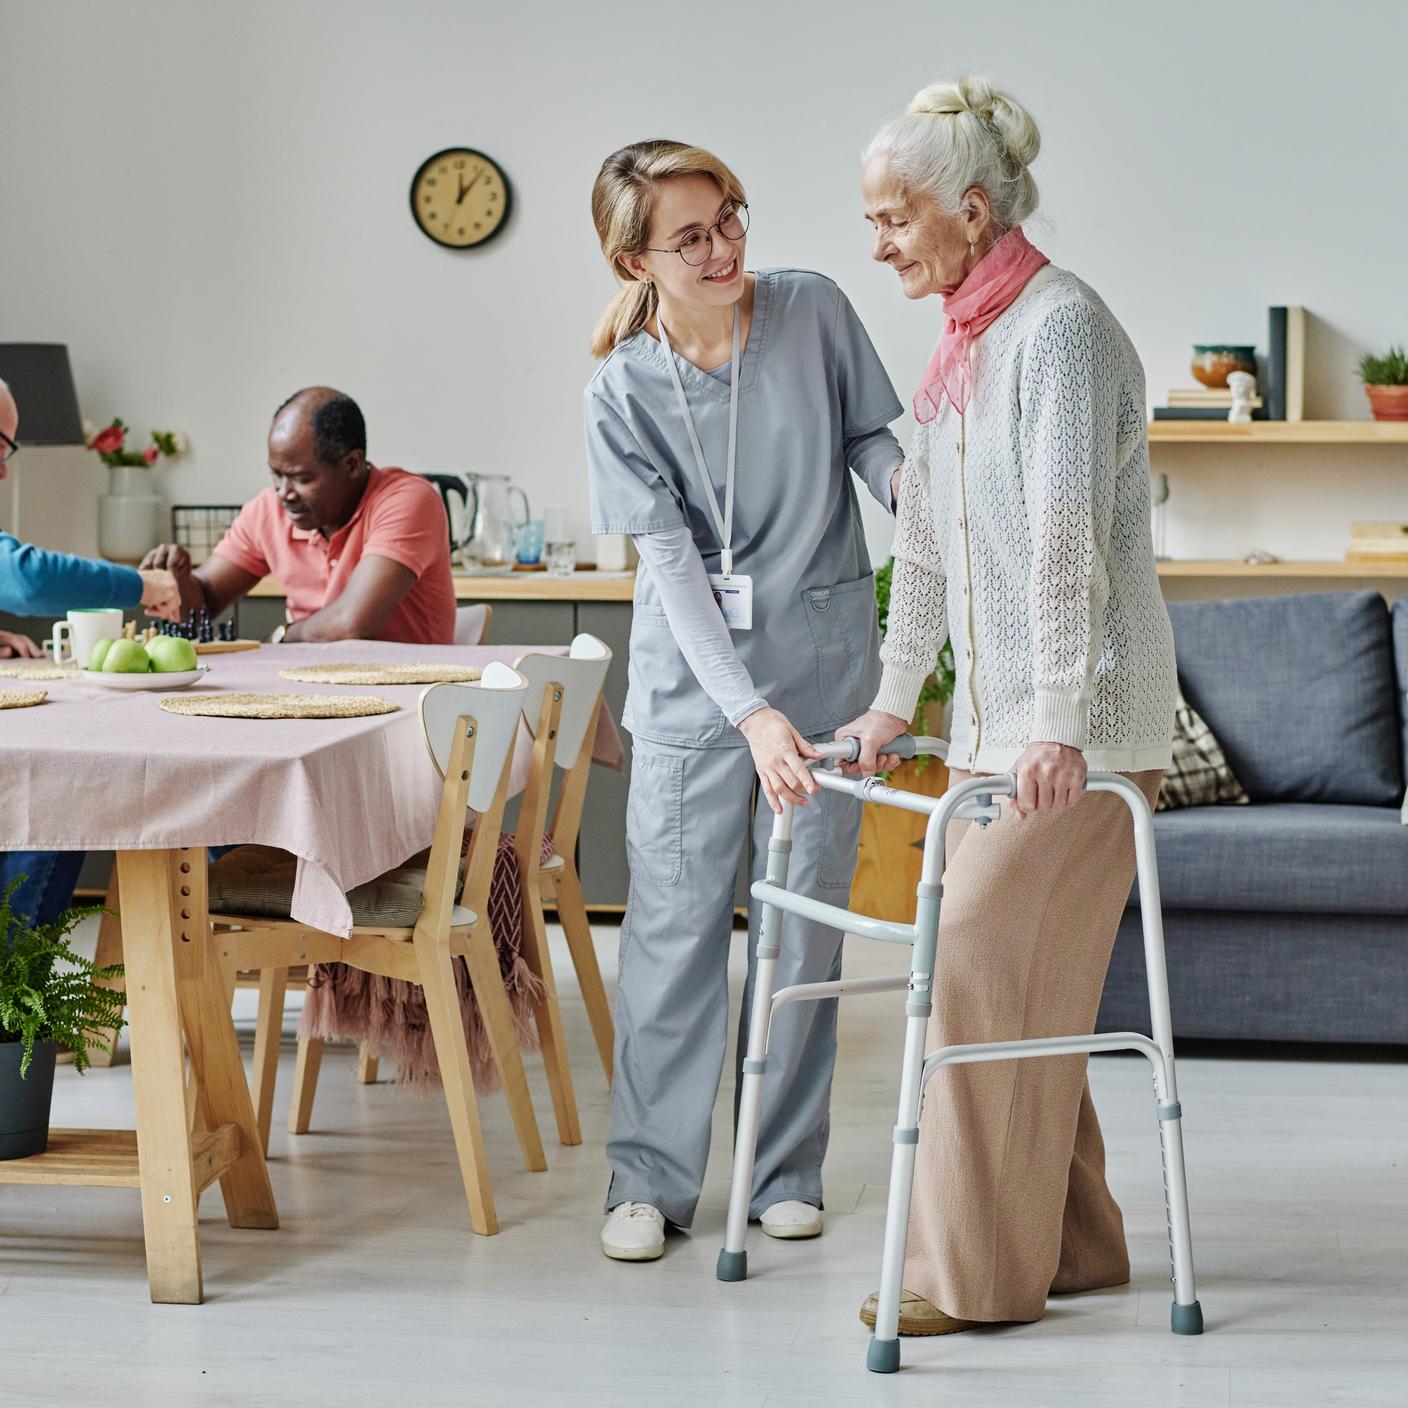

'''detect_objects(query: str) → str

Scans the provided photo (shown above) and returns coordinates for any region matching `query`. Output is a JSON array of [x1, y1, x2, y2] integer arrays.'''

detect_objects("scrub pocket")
[[802, 572, 881, 725], [625, 750, 684, 887], [815, 783, 864, 891]]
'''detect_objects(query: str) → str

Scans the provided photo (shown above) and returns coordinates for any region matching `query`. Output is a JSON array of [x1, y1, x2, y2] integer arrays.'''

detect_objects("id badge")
[[708, 573, 753, 631]]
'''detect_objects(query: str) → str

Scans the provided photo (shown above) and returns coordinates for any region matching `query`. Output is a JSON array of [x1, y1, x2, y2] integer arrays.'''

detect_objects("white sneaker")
[[601, 1202, 666, 1261], [760, 1200, 823, 1239]]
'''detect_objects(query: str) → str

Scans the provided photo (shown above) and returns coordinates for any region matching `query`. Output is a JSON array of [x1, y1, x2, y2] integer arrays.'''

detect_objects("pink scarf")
[[912, 226, 1050, 423]]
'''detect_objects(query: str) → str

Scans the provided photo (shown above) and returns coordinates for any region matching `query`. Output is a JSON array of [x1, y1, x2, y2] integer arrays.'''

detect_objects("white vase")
[[97, 464, 165, 563]]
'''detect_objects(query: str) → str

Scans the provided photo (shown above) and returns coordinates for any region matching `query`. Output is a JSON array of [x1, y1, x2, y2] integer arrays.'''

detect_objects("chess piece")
[[1228, 370, 1257, 423]]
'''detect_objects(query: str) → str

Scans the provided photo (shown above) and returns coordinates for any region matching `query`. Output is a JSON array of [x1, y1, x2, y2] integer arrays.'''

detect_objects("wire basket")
[[171, 504, 241, 564]]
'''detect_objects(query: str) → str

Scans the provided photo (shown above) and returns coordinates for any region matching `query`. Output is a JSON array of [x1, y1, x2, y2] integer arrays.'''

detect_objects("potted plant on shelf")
[[1357, 346, 1408, 422], [84, 417, 188, 564], [0, 877, 126, 1161], [848, 559, 956, 923]]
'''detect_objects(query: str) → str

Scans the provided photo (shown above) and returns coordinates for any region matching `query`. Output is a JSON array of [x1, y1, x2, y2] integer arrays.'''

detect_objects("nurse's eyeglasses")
[[0, 427, 18, 466], [645, 203, 750, 267]]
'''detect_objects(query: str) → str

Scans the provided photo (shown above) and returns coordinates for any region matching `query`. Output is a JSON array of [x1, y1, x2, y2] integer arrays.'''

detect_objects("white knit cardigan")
[[873, 265, 1177, 773]]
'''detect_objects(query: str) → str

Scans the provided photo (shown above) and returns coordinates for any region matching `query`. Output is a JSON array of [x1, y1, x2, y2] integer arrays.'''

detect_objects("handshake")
[[136, 542, 199, 623]]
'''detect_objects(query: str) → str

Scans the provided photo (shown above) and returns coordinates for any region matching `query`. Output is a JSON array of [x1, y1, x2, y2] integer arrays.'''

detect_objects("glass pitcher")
[[458, 473, 531, 574]]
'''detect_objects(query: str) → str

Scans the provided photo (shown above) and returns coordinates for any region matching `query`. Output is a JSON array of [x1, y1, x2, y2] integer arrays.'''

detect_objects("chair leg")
[[550, 864, 614, 1085], [287, 1036, 325, 1135], [462, 926, 547, 1172], [356, 1044, 380, 1084], [250, 967, 288, 1155], [413, 928, 498, 1235], [87, 866, 125, 1067], [518, 883, 581, 1147]]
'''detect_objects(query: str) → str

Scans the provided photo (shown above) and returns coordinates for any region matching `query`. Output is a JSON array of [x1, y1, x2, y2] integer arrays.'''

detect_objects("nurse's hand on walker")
[[834, 708, 911, 777], [1009, 741, 1086, 818], [738, 707, 823, 813]]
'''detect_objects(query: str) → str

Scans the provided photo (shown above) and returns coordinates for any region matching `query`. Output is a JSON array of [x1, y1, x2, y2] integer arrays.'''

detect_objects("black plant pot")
[[0, 1037, 59, 1160]]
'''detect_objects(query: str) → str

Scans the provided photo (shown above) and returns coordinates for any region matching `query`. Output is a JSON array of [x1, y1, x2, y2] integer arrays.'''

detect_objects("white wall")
[[3, 0, 1407, 564]]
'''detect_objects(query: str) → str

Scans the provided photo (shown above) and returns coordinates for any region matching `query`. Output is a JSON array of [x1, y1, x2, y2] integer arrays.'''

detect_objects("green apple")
[[102, 638, 154, 673], [146, 636, 198, 673], [87, 637, 117, 671]]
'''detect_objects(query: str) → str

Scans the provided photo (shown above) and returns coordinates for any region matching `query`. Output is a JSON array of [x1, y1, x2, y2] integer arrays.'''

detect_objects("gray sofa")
[[1098, 590, 1408, 1044]]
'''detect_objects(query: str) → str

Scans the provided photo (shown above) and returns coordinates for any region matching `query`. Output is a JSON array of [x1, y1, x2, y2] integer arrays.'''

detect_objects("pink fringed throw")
[[299, 833, 553, 1089]]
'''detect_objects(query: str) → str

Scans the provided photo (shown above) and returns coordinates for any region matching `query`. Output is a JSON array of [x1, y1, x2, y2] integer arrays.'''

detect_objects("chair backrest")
[[514, 634, 612, 770], [454, 603, 493, 645], [418, 661, 528, 813]]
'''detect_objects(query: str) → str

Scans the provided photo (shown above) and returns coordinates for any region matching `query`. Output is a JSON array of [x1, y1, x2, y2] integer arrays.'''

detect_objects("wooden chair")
[[511, 634, 615, 1148], [454, 603, 493, 645], [208, 663, 545, 1235]]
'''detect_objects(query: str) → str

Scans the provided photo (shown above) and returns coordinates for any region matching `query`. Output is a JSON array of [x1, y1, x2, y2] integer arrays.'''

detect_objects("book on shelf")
[[1347, 523, 1408, 557], [1167, 388, 1263, 408], [1152, 406, 1241, 421], [1264, 305, 1306, 422]]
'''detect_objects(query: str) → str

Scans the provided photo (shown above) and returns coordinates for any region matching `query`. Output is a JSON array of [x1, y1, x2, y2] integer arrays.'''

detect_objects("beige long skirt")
[[902, 767, 1164, 1324]]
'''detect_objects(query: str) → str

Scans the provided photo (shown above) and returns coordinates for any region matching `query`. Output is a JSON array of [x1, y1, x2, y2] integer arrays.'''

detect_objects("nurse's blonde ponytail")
[[590, 140, 747, 360]]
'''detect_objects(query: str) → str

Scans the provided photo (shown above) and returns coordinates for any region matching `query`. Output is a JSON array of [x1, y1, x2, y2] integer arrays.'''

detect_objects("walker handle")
[[814, 733, 923, 764]]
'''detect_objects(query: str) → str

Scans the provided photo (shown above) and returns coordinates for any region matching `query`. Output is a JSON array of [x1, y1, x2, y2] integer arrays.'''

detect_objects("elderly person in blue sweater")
[[0, 377, 181, 923]]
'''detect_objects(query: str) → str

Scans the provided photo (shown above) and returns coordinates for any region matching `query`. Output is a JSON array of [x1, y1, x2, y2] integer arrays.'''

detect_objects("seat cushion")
[[1168, 591, 1402, 806], [1129, 803, 1408, 916], [1393, 598, 1408, 785], [209, 845, 475, 929]]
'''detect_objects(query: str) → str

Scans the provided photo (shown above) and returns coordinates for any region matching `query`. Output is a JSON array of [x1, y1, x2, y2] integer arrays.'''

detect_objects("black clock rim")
[[409, 146, 513, 250]]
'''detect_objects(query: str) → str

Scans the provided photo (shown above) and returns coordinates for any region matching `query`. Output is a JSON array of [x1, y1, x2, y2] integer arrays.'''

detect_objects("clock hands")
[[456, 167, 486, 205]]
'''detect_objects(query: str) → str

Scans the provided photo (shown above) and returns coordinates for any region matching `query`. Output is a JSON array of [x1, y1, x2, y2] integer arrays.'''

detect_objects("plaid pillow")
[[1157, 690, 1251, 811]]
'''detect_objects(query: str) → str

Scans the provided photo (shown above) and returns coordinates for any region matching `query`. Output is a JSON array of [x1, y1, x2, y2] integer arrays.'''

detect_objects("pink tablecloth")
[[0, 640, 623, 936]]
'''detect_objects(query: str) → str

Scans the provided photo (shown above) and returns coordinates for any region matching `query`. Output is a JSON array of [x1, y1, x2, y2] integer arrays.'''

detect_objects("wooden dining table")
[[0, 639, 623, 1303]]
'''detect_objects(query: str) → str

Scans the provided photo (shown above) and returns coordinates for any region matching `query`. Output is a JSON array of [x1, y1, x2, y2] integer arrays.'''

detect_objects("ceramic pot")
[[97, 464, 166, 563], [1364, 385, 1408, 421], [0, 1037, 58, 1160]]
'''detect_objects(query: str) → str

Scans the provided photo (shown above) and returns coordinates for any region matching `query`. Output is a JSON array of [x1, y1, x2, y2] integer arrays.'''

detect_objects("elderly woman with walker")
[[830, 76, 1185, 1344], [584, 140, 905, 1262]]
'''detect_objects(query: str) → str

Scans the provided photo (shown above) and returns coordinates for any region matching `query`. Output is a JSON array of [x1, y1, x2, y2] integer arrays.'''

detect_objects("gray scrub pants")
[[605, 732, 862, 1228]]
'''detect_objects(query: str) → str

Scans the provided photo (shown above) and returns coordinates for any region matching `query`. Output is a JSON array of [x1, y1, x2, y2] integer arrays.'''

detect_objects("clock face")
[[410, 148, 511, 249]]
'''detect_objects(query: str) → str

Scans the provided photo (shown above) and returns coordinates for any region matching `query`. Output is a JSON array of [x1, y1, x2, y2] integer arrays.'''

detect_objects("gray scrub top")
[[585, 268, 903, 749]]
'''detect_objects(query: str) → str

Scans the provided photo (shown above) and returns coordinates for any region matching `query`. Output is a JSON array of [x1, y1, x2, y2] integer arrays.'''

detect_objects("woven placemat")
[[158, 692, 400, 720], [0, 689, 47, 709], [0, 663, 75, 681], [277, 662, 483, 686]]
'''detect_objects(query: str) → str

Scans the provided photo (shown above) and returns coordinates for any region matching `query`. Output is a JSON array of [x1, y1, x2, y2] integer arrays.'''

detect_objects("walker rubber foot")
[[716, 1248, 747, 1282], [1171, 1299, 1204, 1336], [867, 1336, 901, 1374]]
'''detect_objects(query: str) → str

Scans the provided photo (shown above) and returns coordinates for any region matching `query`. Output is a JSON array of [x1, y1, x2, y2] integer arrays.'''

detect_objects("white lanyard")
[[656, 303, 740, 578]]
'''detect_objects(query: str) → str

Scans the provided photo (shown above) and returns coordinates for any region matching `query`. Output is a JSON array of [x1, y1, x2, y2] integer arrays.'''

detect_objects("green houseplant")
[[1357, 346, 1408, 422], [0, 877, 126, 1160]]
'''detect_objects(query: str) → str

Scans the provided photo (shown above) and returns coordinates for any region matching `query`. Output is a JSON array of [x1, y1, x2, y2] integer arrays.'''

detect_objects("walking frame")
[[715, 734, 1204, 1374]]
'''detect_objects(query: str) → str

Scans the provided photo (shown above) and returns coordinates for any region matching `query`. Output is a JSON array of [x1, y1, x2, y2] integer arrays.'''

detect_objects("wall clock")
[[410, 148, 511, 249]]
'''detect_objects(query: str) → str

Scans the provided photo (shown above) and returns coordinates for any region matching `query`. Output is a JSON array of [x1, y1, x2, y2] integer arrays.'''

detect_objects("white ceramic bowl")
[[83, 664, 210, 691]]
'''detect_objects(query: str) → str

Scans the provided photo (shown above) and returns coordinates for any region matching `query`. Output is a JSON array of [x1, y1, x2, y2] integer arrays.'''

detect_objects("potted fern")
[[1357, 346, 1408, 422], [0, 877, 126, 1160], [849, 560, 957, 922]]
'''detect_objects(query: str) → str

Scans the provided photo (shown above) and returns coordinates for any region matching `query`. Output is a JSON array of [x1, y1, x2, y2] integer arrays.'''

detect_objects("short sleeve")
[[361, 476, 448, 578], [834, 288, 903, 439], [585, 389, 686, 535], [211, 497, 273, 579]]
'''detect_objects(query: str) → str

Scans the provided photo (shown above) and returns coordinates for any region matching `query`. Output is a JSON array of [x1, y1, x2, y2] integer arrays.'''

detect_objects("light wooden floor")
[[2, 916, 1405, 1407]]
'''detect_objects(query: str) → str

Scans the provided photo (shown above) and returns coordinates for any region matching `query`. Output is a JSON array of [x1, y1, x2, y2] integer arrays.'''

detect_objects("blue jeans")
[[0, 851, 87, 928]]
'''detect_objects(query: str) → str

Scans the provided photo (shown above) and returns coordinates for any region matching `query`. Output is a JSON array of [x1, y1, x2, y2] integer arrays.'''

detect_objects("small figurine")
[[1228, 370, 1257, 424]]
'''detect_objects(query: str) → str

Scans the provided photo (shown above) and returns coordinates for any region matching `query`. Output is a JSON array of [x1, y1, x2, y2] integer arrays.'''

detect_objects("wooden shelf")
[[1156, 559, 1408, 579], [0, 1124, 241, 1190], [1149, 419, 1408, 444]]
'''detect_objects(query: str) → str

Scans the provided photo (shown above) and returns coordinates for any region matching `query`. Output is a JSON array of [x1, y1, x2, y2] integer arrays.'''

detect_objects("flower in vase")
[[91, 423, 125, 455], [142, 445, 159, 464]]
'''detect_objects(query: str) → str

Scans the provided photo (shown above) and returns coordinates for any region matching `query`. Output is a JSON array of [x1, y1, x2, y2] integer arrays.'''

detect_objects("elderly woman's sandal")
[[859, 1289, 979, 1336]]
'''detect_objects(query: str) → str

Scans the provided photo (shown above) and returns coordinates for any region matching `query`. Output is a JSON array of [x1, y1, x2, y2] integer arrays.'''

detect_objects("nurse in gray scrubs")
[[585, 140, 903, 1262]]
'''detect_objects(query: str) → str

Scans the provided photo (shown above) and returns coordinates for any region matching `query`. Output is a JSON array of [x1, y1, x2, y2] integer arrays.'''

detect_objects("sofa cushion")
[[1157, 690, 1250, 811], [1167, 591, 1402, 806], [1394, 599, 1408, 788], [209, 845, 474, 929], [1129, 803, 1408, 916]]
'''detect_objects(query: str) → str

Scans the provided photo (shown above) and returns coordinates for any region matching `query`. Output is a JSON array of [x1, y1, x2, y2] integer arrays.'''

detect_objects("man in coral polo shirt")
[[142, 387, 456, 643]]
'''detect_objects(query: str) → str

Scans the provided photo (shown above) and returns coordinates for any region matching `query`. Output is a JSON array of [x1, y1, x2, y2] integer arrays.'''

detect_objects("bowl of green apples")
[[83, 635, 209, 690]]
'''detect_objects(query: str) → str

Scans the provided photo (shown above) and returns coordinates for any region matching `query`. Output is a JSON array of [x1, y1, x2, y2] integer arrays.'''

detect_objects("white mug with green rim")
[[52, 608, 125, 667]]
